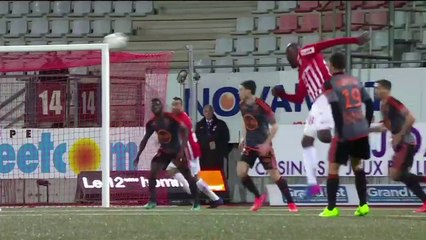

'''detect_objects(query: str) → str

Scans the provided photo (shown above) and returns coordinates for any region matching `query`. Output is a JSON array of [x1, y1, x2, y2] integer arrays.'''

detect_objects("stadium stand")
[[29, 1, 50, 16]]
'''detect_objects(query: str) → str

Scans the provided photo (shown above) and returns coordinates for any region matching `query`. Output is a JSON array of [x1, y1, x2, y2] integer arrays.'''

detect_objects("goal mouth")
[[0, 48, 173, 206]]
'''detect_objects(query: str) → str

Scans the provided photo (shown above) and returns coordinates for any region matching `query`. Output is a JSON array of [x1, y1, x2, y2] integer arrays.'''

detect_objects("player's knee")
[[389, 168, 401, 181], [351, 158, 362, 171], [301, 136, 315, 148], [317, 130, 332, 143], [268, 169, 281, 182]]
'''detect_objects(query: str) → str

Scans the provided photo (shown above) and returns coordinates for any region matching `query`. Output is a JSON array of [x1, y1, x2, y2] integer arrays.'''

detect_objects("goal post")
[[0, 44, 172, 208]]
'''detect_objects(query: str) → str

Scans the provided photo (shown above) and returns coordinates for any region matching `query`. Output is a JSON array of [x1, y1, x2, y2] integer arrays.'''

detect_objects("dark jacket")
[[195, 115, 230, 169]]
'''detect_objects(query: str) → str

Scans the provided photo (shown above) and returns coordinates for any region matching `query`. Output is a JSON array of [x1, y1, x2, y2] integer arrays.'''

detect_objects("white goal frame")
[[0, 44, 111, 208]]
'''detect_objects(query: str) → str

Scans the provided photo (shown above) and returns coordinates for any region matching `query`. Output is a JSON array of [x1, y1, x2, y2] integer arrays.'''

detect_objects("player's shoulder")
[[255, 98, 273, 112], [388, 96, 404, 108], [164, 112, 181, 122]]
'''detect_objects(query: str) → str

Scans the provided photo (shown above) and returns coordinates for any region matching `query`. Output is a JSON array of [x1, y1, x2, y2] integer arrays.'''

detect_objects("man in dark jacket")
[[196, 105, 230, 170]]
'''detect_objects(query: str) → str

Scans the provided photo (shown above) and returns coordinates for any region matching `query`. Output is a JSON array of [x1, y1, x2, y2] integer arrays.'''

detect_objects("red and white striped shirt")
[[278, 37, 361, 104], [173, 111, 202, 160]]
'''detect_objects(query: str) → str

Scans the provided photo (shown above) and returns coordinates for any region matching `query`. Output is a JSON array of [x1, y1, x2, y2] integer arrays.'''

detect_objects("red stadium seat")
[[295, 1, 319, 13], [362, 1, 386, 9], [296, 14, 320, 33], [322, 13, 343, 32], [351, 11, 365, 30], [274, 15, 298, 34], [351, 1, 363, 9], [393, 1, 408, 8], [318, 1, 343, 11], [367, 11, 388, 30]]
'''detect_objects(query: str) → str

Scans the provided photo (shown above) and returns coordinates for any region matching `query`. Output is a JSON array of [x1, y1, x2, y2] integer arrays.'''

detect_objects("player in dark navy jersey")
[[134, 98, 200, 210], [320, 53, 374, 217], [238, 80, 297, 212], [372, 79, 426, 213]]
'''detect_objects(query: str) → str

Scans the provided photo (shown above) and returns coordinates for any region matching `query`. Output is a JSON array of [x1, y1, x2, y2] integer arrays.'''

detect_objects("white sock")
[[174, 173, 191, 195], [303, 146, 318, 185], [196, 179, 220, 201]]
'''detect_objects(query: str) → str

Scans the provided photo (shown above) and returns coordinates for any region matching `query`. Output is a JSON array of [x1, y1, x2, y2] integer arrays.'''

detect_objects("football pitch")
[[0, 206, 425, 240]]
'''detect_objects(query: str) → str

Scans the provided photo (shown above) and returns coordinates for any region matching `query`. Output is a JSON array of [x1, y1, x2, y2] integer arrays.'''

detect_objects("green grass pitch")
[[0, 206, 425, 240]]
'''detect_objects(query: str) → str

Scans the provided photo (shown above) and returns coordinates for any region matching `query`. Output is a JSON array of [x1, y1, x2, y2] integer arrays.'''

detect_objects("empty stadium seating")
[[274, 15, 298, 34], [296, 14, 320, 33], [91, 1, 113, 16], [51, 1, 71, 16], [232, 17, 254, 35], [28, 19, 49, 37], [29, 1, 50, 16], [111, 1, 133, 16], [274, 1, 297, 13], [253, 16, 276, 34], [231, 37, 255, 56], [367, 11, 388, 30], [295, 1, 319, 13], [90, 19, 112, 37], [252, 1, 275, 14], [253, 36, 277, 55], [10, 1, 30, 17], [238, 58, 256, 72], [322, 13, 343, 32]]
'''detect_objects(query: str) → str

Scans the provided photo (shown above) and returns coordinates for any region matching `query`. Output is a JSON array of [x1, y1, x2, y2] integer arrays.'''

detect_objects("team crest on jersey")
[[157, 129, 172, 144], [243, 114, 259, 131], [300, 47, 315, 56]]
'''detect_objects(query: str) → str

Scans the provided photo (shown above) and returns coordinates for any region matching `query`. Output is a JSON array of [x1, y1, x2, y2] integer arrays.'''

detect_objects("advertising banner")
[[0, 127, 159, 178], [75, 170, 228, 203], [249, 123, 426, 177], [166, 68, 426, 142], [267, 184, 426, 206]]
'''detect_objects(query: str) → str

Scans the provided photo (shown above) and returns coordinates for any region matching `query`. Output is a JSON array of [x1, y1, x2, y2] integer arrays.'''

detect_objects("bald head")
[[286, 43, 300, 69]]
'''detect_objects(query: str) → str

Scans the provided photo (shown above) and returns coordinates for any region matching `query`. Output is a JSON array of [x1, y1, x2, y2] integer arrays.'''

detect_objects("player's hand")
[[357, 32, 370, 45], [257, 142, 272, 156], [392, 133, 403, 150], [271, 85, 285, 98], [239, 138, 245, 151]]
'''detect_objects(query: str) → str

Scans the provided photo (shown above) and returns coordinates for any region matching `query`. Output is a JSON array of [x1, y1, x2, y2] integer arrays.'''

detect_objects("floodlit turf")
[[0, 206, 425, 240]]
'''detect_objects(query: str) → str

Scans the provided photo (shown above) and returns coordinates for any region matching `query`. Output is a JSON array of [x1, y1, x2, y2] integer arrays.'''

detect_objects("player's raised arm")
[[361, 87, 374, 126], [134, 123, 154, 167], [303, 32, 369, 55], [272, 81, 307, 104]]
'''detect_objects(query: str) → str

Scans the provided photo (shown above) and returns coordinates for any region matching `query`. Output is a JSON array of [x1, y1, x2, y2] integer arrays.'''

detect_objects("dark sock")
[[180, 168, 200, 205], [275, 177, 294, 203], [354, 169, 367, 206], [327, 174, 339, 210], [400, 172, 426, 202], [413, 175, 426, 183], [241, 176, 261, 198], [149, 177, 157, 203]]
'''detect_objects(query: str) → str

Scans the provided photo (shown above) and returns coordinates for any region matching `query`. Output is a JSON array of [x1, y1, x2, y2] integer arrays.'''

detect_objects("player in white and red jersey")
[[166, 97, 223, 208], [272, 32, 369, 198]]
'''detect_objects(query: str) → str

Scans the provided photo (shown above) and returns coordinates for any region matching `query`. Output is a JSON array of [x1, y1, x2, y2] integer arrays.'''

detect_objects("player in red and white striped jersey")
[[166, 97, 223, 208], [272, 32, 370, 198]]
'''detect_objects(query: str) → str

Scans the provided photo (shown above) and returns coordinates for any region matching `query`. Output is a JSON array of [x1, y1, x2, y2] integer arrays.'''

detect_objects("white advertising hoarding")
[[248, 123, 426, 177], [167, 68, 426, 142]]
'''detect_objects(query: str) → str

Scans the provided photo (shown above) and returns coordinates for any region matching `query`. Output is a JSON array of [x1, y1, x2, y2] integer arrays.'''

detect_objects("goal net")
[[0, 44, 172, 206]]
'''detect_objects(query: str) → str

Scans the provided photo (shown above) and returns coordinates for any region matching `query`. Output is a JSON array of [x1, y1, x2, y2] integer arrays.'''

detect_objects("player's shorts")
[[392, 143, 416, 171], [329, 136, 370, 165], [166, 157, 201, 176], [240, 146, 277, 170], [153, 151, 188, 170], [304, 94, 334, 138]]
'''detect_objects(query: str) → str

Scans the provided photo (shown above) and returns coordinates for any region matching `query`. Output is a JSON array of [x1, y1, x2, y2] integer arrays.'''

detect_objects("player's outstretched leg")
[[352, 159, 369, 216], [178, 167, 201, 211], [319, 173, 340, 217], [196, 178, 223, 208], [237, 161, 265, 211], [393, 170, 426, 213], [144, 161, 163, 209], [301, 136, 321, 199], [269, 169, 298, 212]]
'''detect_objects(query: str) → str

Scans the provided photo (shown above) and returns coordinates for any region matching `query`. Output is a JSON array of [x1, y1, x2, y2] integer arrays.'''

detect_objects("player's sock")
[[174, 172, 191, 195], [302, 146, 318, 185], [354, 169, 367, 206], [180, 168, 200, 206], [241, 176, 261, 198], [148, 176, 157, 203], [327, 174, 339, 210], [400, 172, 426, 202], [196, 179, 220, 201], [275, 177, 294, 203]]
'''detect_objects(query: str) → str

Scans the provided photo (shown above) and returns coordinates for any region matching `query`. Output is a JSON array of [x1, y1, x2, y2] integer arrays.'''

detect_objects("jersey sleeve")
[[278, 78, 308, 104], [388, 97, 409, 116], [144, 120, 155, 136], [300, 37, 360, 56], [256, 98, 276, 124]]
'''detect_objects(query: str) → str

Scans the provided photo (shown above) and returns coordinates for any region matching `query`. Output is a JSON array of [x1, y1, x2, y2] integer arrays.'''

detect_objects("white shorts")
[[166, 157, 201, 176], [303, 94, 334, 138]]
